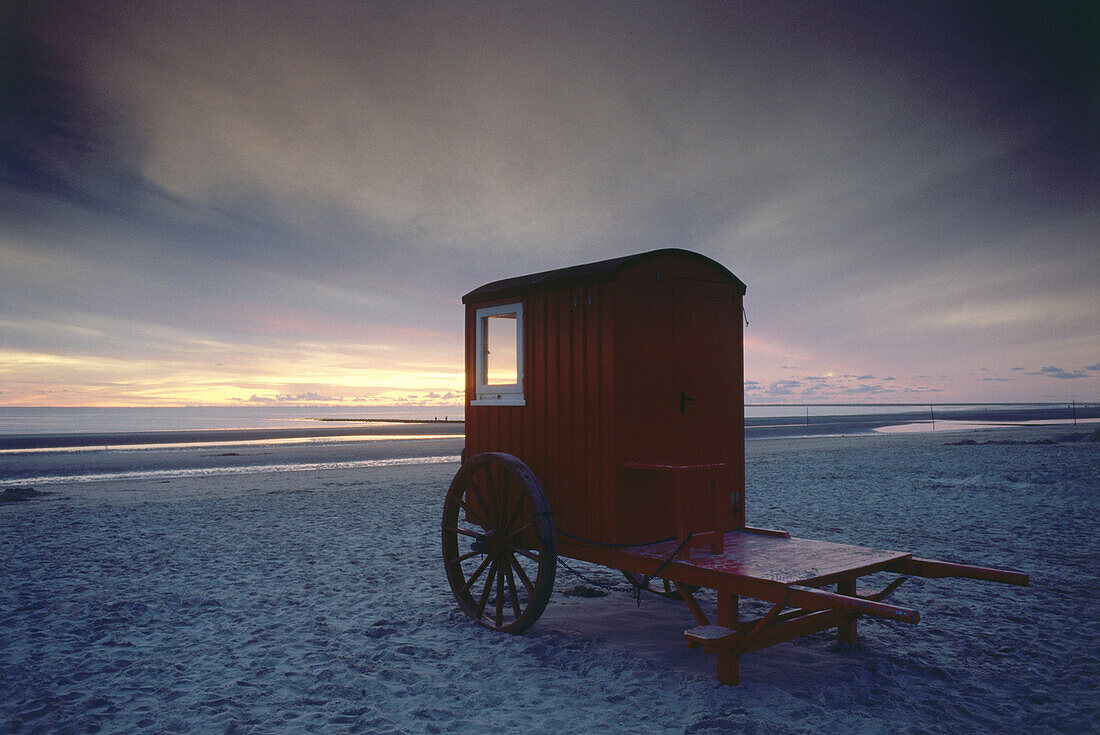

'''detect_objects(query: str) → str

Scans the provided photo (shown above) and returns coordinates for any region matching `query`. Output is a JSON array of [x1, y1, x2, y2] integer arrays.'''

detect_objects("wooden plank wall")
[[465, 252, 746, 548], [612, 264, 677, 544], [610, 255, 746, 544], [465, 281, 616, 545]]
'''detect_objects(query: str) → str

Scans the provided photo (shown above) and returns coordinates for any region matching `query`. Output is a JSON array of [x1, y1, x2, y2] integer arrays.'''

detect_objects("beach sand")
[[2, 426, 1097, 733]]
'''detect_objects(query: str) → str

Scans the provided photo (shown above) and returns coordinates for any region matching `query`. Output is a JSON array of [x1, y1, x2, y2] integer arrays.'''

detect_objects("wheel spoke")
[[504, 521, 534, 542], [458, 554, 493, 596], [494, 560, 506, 627], [465, 477, 494, 529], [475, 558, 498, 619], [500, 489, 524, 535], [455, 549, 482, 563], [507, 551, 535, 595], [456, 497, 489, 529], [482, 466, 502, 528], [509, 544, 541, 563], [504, 559, 522, 619], [445, 526, 482, 540]]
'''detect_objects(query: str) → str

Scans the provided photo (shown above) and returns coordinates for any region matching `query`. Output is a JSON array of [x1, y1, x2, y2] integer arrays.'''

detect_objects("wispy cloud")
[[1030, 366, 1089, 380]]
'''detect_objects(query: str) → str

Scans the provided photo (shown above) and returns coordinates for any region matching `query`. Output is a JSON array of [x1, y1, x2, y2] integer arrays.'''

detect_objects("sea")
[[1, 403, 1094, 487]]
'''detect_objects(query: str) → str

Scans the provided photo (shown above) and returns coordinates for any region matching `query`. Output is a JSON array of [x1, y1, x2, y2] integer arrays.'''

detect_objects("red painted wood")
[[598, 281, 616, 542], [787, 585, 919, 624], [716, 591, 739, 684], [542, 292, 560, 535], [887, 557, 1030, 586], [620, 462, 727, 472], [690, 607, 861, 656], [612, 530, 912, 590], [620, 463, 727, 555], [571, 284, 587, 539], [584, 285, 601, 543], [676, 583, 710, 627], [740, 526, 791, 539], [837, 578, 858, 644], [460, 250, 1027, 687], [463, 251, 746, 548]]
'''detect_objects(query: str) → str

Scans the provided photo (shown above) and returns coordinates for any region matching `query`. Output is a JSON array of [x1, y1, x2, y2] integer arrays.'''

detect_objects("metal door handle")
[[680, 391, 695, 414]]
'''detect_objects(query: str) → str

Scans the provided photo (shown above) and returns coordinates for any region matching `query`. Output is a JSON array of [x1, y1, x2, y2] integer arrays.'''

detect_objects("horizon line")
[[0, 400, 1096, 410]]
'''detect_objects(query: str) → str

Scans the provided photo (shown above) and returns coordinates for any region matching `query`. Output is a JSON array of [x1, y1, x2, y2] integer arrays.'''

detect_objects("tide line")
[[0, 454, 460, 487]]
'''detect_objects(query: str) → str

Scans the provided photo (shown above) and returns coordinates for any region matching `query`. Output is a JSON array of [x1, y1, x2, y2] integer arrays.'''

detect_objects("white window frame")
[[472, 302, 525, 406]]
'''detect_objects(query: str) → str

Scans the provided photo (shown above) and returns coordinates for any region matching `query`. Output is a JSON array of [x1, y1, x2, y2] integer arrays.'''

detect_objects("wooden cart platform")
[[605, 527, 1026, 684], [615, 529, 910, 589]]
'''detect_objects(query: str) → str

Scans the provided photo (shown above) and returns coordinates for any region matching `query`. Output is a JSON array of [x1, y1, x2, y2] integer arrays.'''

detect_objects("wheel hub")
[[472, 530, 506, 556]]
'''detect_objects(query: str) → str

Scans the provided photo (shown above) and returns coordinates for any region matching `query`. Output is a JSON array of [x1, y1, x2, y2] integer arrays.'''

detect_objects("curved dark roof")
[[462, 248, 746, 303]]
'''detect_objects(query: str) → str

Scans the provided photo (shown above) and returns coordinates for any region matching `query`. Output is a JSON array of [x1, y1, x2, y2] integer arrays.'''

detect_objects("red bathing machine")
[[442, 248, 1028, 685], [463, 248, 745, 552]]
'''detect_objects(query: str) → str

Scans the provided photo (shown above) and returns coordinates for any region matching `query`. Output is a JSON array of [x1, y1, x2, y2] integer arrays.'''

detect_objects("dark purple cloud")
[[1031, 366, 1089, 379]]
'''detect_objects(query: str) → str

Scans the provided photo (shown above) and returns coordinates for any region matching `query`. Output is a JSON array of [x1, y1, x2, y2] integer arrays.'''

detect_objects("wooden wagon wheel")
[[442, 452, 557, 633]]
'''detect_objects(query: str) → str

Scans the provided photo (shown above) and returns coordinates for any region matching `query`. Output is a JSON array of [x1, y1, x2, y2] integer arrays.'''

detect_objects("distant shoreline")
[[309, 417, 464, 424], [1, 404, 1095, 451], [0, 422, 464, 451]]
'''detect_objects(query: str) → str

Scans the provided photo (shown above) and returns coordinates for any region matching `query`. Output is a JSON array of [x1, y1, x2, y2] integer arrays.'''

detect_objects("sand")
[[2, 426, 1097, 733]]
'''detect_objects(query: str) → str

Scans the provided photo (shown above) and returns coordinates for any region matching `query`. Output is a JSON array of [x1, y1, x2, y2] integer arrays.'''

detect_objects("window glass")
[[485, 312, 518, 385], [474, 302, 524, 404]]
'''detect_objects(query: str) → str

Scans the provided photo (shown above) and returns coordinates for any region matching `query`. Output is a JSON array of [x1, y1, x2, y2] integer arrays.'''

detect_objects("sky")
[[1, 1, 1097, 408]]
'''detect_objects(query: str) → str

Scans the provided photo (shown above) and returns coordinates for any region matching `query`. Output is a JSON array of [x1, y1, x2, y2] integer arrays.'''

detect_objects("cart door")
[[672, 278, 739, 465]]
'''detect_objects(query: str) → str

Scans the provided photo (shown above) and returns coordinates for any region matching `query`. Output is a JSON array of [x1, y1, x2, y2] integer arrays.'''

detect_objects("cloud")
[[1030, 366, 1089, 379], [2, 3, 1098, 406], [763, 380, 801, 396], [247, 392, 345, 403], [841, 384, 888, 395]]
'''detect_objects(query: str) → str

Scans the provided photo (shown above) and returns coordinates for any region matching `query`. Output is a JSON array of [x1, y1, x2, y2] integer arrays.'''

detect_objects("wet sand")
[[2, 425, 1097, 733]]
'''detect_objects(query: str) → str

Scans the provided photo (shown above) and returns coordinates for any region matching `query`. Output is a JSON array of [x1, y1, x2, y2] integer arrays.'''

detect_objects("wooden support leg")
[[710, 478, 724, 554], [674, 476, 691, 559], [674, 582, 710, 627], [837, 578, 858, 646], [716, 592, 739, 685]]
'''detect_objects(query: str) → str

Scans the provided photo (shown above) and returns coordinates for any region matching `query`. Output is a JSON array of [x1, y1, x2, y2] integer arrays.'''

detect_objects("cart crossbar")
[[684, 576, 915, 654]]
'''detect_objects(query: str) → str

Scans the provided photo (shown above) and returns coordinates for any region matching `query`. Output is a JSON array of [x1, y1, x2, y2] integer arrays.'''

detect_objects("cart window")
[[474, 302, 524, 405]]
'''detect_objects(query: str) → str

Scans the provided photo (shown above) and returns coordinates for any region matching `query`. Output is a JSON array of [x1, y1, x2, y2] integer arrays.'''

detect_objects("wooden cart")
[[442, 249, 1027, 685]]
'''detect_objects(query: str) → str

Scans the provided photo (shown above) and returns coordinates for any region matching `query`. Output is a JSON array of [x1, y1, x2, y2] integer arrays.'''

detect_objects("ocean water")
[[1, 403, 1093, 488], [0, 402, 1088, 437], [0, 405, 462, 435]]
